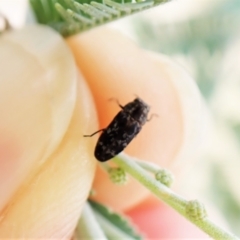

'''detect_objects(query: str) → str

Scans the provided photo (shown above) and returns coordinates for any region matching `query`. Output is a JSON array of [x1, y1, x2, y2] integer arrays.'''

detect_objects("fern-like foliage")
[[30, 0, 170, 36]]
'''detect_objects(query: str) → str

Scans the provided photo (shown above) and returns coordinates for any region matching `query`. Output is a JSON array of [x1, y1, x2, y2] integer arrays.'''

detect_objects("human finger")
[[0, 25, 97, 238], [66, 27, 204, 211]]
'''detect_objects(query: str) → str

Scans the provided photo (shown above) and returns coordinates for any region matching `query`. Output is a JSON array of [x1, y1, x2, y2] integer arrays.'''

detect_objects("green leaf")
[[29, 0, 171, 36], [89, 200, 144, 240]]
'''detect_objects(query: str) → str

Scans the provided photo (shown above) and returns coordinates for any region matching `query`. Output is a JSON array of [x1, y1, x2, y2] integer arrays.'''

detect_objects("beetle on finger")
[[84, 97, 152, 162]]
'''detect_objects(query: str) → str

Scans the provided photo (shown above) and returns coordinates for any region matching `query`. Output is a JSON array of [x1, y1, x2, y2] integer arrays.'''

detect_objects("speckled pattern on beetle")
[[84, 97, 151, 162]]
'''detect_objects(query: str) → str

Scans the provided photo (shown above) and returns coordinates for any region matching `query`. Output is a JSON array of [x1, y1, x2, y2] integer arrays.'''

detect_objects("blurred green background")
[[124, 0, 240, 235]]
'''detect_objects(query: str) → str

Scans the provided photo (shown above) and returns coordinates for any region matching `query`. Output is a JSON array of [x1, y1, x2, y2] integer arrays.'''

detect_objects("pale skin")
[[0, 27, 206, 238]]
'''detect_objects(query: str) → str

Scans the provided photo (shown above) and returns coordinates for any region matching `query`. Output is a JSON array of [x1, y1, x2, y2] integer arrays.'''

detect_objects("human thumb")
[[0, 25, 97, 238]]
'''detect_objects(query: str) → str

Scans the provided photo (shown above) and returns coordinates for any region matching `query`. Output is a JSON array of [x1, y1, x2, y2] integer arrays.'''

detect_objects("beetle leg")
[[108, 98, 124, 109], [147, 113, 158, 122], [83, 129, 105, 137]]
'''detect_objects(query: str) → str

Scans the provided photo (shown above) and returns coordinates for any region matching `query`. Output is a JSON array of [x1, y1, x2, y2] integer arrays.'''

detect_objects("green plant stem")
[[99, 162, 111, 172], [134, 158, 161, 174], [92, 209, 138, 240], [75, 202, 108, 240], [113, 153, 239, 240]]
